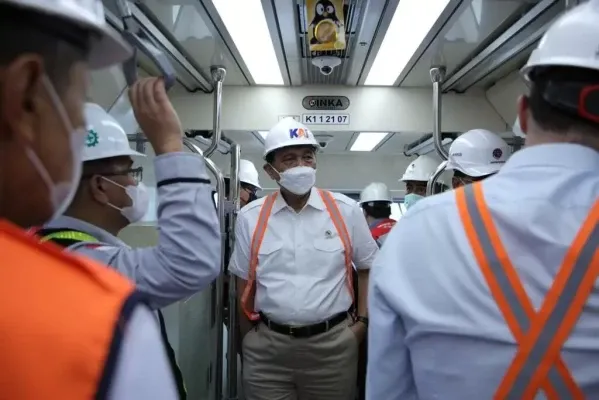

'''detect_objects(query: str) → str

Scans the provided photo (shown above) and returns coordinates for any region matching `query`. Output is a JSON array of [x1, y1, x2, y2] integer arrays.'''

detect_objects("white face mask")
[[26, 75, 85, 221], [104, 179, 151, 223], [274, 165, 316, 195]]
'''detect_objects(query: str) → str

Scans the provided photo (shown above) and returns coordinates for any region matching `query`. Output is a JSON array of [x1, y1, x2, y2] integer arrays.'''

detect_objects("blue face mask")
[[404, 193, 424, 210]]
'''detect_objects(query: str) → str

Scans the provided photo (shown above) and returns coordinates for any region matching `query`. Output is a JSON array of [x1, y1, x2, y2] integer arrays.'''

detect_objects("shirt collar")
[[499, 143, 599, 174], [45, 215, 127, 246], [271, 188, 325, 214]]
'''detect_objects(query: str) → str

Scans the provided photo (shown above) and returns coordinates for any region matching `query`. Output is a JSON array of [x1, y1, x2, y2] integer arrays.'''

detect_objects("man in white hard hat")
[[359, 182, 396, 247], [355, 182, 397, 399], [446, 128, 510, 188], [229, 117, 378, 400], [238, 159, 262, 206], [33, 95, 220, 398], [366, 2, 599, 399], [0, 1, 178, 398], [222, 159, 262, 208], [399, 154, 446, 209]]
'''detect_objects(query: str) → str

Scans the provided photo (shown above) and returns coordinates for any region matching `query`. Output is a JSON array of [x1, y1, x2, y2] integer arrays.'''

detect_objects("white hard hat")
[[400, 154, 441, 182], [239, 159, 261, 189], [446, 129, 510, 177], [7, 0, 132, 69], [521, 0, 599, 79], [263, 117, 319, 158], [83, 103, 145, 162], [360, 182, 392, 204]]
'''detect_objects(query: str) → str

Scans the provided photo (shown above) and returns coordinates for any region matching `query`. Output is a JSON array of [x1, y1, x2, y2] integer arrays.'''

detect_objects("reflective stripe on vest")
[[35, 228, 187, 399], [0, 220, 143, 399], [456, 183, 599, 400], [241, 189, 354, 321], [40, 230, 99, 243]]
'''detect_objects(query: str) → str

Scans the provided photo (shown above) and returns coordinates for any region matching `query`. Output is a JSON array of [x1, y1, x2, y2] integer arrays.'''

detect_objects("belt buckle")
[[289, 327, 296, 336]]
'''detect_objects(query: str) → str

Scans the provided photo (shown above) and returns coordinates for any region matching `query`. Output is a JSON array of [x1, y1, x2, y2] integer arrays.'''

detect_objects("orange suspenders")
[[241, 189, 354, 321], [456, 182, 599, 400]]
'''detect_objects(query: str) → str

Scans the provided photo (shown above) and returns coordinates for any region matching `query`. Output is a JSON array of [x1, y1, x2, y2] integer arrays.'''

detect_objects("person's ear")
[[88, 175, 111, 205], [0, 55, 45, 146], [517, 95, 529, 135]]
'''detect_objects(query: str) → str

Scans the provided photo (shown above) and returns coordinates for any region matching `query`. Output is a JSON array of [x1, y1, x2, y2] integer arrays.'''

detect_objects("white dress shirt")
[[367, 143, 599, 400], [229, 188, 379, 325]]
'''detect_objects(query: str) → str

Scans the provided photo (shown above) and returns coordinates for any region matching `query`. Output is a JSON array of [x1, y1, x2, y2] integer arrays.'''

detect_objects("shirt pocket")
[[311, 236, 346, 278], [255, 240, 283, 278]]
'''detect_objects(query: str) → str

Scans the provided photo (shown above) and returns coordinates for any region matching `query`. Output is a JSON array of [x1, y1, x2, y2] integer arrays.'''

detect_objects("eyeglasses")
[[82, 167, 144, 185]]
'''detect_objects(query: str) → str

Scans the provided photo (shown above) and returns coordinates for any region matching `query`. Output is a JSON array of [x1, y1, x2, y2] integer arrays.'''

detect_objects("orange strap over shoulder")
[[241, 189, 354, 321], [456, 183, 599, 400], [0, 220, 145, 400]]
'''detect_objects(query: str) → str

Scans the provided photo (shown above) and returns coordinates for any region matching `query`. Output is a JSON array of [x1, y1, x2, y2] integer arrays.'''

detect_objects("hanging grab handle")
[[114, 0, 176, 90]]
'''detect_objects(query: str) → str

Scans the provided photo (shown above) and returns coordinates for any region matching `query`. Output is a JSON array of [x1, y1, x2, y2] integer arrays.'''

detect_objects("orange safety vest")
[[0, 220, 147, 400], [241, 189, 354, 321], [456, 182, 599, 400]]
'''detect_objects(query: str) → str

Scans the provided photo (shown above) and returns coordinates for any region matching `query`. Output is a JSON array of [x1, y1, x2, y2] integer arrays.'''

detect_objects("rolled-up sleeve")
[[75, 152, 221, 309], [228, 211, 251, 280], [349, 203, 379, 270]]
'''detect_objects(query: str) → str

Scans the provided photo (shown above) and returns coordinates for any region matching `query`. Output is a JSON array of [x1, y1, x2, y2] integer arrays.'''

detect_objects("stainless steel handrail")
[[205, 67, 226, 158], [427, 66, 448, 196]]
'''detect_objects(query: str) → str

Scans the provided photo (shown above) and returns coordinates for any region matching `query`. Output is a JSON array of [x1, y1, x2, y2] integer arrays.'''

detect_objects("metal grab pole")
[[224, 140, 241, 400], [182, 138, 226, 400], [426, 161, 448, 196], [205, 67, 226, 158], [430, 66, 448, 161], [427, 66, 447, 196], [565, 0, 579, 9]]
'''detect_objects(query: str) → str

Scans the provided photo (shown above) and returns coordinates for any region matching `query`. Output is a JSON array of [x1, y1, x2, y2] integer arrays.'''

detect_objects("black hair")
[[0, 4, 94, 94], [528, 66, 599, 138], [362, 201, 391, 219], [453, 170, 492, 182]]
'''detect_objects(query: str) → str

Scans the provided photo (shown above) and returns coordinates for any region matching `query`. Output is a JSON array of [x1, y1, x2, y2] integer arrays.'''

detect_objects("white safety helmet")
[[83, 103, 145, 162], [360, 182, 392, 204], [239, 159, 261, 190], [400, 154, 440, 182], [446, 129, 510, 177], [521, 0, 599, 80], [7, 0, 132, 69], [263, 118, 320, 158]]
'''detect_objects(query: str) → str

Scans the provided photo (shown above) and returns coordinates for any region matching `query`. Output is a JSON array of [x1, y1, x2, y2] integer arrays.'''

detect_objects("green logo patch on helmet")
[[86, 129, 99, 147]]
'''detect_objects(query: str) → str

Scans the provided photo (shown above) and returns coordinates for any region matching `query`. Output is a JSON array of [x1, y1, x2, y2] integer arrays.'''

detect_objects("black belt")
[[259, 312, 348, 338]]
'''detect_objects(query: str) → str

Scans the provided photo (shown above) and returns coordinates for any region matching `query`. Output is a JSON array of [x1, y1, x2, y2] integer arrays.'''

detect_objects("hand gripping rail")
[[427, 66, 449, 196]]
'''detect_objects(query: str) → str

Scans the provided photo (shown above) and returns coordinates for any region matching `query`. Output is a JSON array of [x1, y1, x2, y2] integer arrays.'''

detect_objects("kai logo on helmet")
[[289, 128, 311, 139], [86, 129, 99, 147]]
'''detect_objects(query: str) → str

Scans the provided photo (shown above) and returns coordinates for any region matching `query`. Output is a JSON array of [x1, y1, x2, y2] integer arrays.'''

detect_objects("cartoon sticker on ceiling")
[[307, 0, 346, 53]]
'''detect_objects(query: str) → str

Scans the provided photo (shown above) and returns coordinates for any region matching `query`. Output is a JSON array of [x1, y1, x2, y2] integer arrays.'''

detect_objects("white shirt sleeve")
[[349, 202, 379, 270], [108, 305, 178, 400], [227, 213, 251, 280]]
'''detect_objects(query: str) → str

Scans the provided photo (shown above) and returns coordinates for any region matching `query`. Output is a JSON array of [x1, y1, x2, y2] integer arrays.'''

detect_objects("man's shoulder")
[[238, 195, 269, 218], [320, 190, 358, 207]]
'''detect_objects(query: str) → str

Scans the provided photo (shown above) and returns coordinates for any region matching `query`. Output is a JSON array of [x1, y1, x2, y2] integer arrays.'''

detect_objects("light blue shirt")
[[366, 143, 599, 400]]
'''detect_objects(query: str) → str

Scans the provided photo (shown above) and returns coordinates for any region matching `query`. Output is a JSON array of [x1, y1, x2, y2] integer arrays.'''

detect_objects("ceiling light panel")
[[212, 0, 284, 85], [350, 132, 389, 151], [365, 0, 451, 86]]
